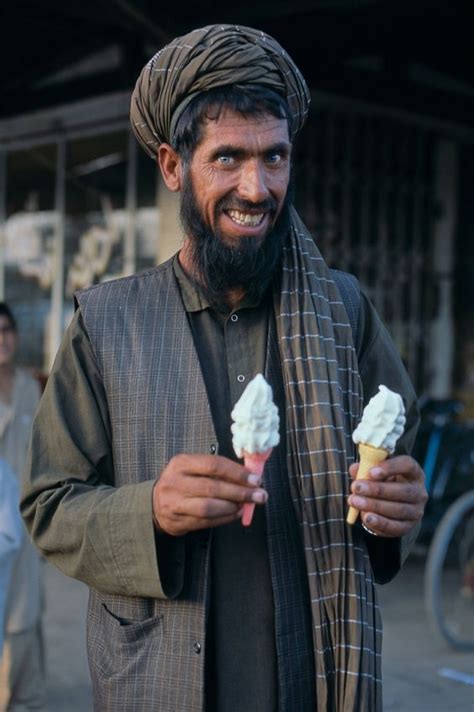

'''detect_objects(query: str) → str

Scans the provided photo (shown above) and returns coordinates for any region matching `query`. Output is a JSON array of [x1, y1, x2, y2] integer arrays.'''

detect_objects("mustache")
[[178, 166, 293, 309], [217, 196, 278, 214]]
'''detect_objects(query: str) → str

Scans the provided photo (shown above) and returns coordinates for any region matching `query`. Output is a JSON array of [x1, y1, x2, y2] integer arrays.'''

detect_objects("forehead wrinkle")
[[197, 115, 291, 158], [202, 108, 288, 134]]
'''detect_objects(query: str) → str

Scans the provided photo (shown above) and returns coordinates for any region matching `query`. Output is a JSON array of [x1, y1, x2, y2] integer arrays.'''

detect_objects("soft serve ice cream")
[[352, 385, 406, 453], [347, 385, 406, 525], [231, 373, 280, 458], [231, 374, 279, 525]]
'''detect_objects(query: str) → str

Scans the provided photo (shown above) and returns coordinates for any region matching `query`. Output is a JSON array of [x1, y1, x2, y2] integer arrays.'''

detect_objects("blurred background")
[[2, 1, 473, 403], [1, 1, 472, 398], [1, 2, 473, 709]]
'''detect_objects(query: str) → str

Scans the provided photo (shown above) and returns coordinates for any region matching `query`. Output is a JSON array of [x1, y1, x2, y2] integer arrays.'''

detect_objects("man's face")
[[0, 315, 16, 367], [175, 108, 293, 307], [186, 108, 291, 247]]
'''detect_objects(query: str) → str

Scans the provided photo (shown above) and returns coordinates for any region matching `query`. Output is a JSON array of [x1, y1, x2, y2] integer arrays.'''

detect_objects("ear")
[[158, 144, 183, 192]]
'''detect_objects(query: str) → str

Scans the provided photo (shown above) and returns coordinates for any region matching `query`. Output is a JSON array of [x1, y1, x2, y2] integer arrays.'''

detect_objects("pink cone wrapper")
[[242, 449, 272, 526]]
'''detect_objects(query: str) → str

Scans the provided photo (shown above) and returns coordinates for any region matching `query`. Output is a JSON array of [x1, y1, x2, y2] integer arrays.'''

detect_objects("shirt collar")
[[173, 252, 269, 314], [173, 253, 210, 313]]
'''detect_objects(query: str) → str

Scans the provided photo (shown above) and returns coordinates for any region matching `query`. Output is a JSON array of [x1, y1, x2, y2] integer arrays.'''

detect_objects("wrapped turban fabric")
[[130, 23, 310, 155], [130, 24, 382, 711]]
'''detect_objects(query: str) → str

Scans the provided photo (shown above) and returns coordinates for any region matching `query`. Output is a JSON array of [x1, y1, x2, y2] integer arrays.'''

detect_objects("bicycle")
[[414, 398, 474, 650], [424, 489, 474, 651]]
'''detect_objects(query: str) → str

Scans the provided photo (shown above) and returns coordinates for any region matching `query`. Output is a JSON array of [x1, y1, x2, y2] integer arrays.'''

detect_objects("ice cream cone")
[[346, 442, 388, 525], [242, 449, 272, 526]]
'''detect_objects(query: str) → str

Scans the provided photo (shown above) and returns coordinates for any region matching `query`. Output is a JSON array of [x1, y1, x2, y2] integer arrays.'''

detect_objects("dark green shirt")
[[173, 257, 279, 712]]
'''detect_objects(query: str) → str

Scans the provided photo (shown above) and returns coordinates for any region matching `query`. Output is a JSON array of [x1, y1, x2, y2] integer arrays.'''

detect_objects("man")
[[21, 25, 427, 712], [0, 303, 45, 711]]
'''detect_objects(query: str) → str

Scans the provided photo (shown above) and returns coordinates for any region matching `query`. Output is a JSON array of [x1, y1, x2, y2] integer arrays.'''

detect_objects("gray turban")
[[130, 24, 310, 158]]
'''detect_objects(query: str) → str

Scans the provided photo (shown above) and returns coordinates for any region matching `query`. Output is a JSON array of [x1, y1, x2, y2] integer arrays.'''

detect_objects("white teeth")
[[228, 210, 264, 227]]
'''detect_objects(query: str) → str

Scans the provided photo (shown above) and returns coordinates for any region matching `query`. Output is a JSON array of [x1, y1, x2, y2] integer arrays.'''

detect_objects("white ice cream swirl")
[[231, 374, 280, 458], [352, 384, 406, 453]]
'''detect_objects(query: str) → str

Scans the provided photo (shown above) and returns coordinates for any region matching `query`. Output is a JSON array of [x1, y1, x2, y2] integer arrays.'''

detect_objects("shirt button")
[[237, 374, 245, 383], [194, 642, 201, 654], [209, 443, 217, 454], [230, 314, 239, 322]]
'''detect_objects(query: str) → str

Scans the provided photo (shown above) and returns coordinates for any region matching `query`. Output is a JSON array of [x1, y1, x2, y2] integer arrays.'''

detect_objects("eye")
[[266, 152, 283, 165], [216, 154, 234, 166]]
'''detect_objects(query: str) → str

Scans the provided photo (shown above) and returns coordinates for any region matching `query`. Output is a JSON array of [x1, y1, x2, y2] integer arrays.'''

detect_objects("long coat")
[[24, 257, 416, 711]]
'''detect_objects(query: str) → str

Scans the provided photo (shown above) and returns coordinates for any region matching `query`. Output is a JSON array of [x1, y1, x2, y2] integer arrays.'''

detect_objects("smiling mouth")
[[226, 209, 265, 227]]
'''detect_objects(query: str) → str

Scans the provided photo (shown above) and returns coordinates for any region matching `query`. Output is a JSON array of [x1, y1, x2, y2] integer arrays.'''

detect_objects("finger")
[[183, 497, 244, 520], [348, 493, 423, 523], [361, 512, 417, 538], [162, 507, 244, 536], [171, 454, 253, 486], [175, 496, 270, 529], [348, 463, 359, 479], [350, 479, 423, 504], [367, 455, 424, 483], [348, 461, 402, 482], [181, 474, 268, 505]]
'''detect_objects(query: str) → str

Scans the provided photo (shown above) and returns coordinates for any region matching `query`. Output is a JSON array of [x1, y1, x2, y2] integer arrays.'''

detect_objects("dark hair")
[[171, 84, 293, 163], [0, 303, 17, 331]]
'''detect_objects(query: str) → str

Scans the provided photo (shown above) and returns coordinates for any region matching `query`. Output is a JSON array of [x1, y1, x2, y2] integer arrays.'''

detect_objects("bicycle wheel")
[[424, 490, 474, 651]]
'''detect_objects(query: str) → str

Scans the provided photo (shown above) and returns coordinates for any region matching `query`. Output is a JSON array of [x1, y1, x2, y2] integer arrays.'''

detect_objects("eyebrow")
[[210, 142, 291, 160]]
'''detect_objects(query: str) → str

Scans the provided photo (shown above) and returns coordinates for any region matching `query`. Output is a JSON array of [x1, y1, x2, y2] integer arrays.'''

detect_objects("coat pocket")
[[89, 603, 164, 681]]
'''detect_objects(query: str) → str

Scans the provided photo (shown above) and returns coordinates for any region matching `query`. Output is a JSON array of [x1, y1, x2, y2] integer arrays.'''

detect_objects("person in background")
[[0, 458, 23, 656], [0, 303, 45, 712]]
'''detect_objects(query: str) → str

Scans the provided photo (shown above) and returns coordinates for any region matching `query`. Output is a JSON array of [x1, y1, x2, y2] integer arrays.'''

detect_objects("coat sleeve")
[[355, 292, 421, 584], [20, 310, 184, 600]]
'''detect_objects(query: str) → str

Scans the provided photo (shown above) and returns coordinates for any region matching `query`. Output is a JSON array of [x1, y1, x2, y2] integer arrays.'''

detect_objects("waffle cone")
[[346, 443, 388, 525], [242, 449, 272, 526]]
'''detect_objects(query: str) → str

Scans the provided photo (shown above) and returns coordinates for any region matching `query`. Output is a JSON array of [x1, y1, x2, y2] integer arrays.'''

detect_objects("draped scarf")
[[278, 209, 382, 709], [130, 24, 382, 709]]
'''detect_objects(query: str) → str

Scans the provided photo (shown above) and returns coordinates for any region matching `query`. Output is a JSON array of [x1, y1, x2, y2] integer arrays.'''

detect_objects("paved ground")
[[42, 554, 473, 711], [378, 555, 473, 712], [43, 564, 92, 711]]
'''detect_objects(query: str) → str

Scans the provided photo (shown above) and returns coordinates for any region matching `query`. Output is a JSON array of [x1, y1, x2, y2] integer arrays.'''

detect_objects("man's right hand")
[[152, 454, 268, 536]]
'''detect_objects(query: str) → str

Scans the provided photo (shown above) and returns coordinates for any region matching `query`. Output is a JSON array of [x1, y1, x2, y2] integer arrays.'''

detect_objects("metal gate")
[[294, 102, 437, 393]]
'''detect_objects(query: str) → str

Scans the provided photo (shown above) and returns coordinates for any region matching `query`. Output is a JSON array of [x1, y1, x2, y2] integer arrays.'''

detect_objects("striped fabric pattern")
[[77, 208, 382, 709], [78, 264, 218, 711], [130, 23, 310, 155], [276, 207, 382, 710]]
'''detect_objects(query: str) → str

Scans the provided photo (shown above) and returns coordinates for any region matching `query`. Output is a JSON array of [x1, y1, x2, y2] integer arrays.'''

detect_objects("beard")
[[179, 171, 293, 310]]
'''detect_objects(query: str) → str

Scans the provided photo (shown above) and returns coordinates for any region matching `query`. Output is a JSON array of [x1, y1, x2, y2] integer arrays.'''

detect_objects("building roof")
[[3, 1, 473, 130]]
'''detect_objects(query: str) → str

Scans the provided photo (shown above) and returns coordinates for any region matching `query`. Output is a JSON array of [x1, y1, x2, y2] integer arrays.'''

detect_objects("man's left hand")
[[348, 455, 428, 538]]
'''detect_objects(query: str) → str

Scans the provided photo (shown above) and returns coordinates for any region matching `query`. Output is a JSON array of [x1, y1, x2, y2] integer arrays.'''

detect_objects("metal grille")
[[294, 105, 436, 392]]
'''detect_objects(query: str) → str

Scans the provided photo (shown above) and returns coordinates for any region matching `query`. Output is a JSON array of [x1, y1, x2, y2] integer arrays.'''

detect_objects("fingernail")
[[355, 483, 366, 494], [369, 467, 383, 478], [248, 474, 262, 487], [252, 490, 268, 504], [366, 515, 377, 525]]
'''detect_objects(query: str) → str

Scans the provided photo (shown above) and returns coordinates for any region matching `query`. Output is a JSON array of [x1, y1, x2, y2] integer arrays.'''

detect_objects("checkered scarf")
[[277, 208, 382, 710]]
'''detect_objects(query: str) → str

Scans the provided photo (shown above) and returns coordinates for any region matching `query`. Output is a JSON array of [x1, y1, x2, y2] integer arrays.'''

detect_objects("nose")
[[237, 160, 270, 203]]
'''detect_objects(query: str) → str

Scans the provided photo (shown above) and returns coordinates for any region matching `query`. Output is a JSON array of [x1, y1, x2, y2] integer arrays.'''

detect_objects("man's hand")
[[152, 454, 268, 536], [348, 455, 427, 538]]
